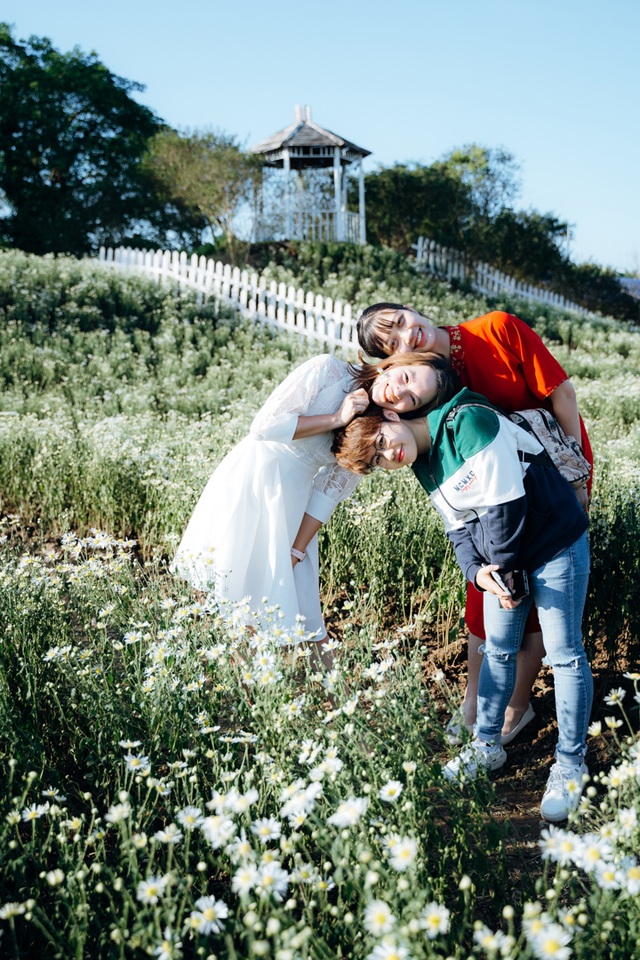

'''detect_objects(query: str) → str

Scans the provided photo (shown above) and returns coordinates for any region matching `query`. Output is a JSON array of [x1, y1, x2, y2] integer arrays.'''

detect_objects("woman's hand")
[[476, 564, 522, 609], [335, 388, 369, 427]]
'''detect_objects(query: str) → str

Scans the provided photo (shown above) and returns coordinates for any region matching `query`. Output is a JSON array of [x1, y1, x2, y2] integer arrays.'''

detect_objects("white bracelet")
[[290, 547, 306, 562]]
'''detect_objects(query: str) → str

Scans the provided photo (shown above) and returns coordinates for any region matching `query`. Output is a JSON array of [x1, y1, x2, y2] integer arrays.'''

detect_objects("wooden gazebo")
[[250, 106, 370, 244]]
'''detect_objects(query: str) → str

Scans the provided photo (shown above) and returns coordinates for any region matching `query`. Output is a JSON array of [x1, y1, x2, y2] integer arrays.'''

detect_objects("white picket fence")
[[98, 238, 601, 350], [98, 246, 359, 353], [414, 236, 598, 319]]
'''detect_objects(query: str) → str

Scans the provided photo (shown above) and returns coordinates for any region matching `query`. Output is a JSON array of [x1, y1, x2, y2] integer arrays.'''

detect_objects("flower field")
[[0, 249, 639, 959]]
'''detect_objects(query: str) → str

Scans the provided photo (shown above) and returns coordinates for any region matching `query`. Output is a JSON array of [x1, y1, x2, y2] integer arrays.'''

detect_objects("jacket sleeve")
[[447, 497, 527, 587], [443, 410, 529, 585]]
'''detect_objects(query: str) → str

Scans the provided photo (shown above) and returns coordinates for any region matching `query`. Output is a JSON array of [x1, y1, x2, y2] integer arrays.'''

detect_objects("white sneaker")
[[540, 761, 588, 822], [444, 739, 507, 782], [445, 709, 474, 746]]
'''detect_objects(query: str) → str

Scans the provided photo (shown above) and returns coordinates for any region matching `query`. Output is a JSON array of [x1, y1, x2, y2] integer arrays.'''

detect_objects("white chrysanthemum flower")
[[604, 715, 623, 730], [256, 861, 289, 901], [279, 779, 307, 802], [189, 895, 229, 935], [291, 862, 318, 884], [540, 825, 583, 867], [594, 860, 622, 890], [46, 869, 65, 886], [137, 875, 169, 905], [420, 902, 450, 939], [367, 940, 411, 960], [41, 786, 66, 802], [105, 802, 132, 824], [0, 902, 27, 919], [526, 920, 572, 960], [474, 923, 507, 954], [152, 927, 181, 960], [124, 753, 151, 773], [176, 806, 203, 830], [21, 803, 49, 822], [387, 836, 418, 872], [226, 788, 259, 814], [231, 863, 259, 896], [200, 814, 237, 849], [573, 834, 613, 873], [621, 857, 640, 894], [363, 899, 395, 936], [617, 807, 638, 835], [154, 823, 183, 845], [251, 817, 282, 843], [604, 687, 626, 706], [379, 780, 403, 803], [327, 796, 368, 827]]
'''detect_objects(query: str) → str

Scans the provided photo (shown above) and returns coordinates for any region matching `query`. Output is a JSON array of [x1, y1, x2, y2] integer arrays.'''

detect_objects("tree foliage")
[[435, 144, 521, 220], [144, 129, 261, 259], [360, 143, 639, 319], [0, 23, 198, 255], [363, 164, 472, 254], [479, 209, 568, 282]]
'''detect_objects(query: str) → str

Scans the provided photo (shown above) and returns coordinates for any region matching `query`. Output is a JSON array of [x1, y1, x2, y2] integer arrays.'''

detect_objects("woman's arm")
[[547, 379, 581, 446], [547, 380, 589, 511], [292, 388, 369, 439], [291, 513, 323, 567]]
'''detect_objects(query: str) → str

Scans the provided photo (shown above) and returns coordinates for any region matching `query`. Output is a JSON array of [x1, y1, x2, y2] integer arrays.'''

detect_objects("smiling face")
[[371, 363, 439, 413], [372, 307, 438, 356], [368, 419, 418, 471]]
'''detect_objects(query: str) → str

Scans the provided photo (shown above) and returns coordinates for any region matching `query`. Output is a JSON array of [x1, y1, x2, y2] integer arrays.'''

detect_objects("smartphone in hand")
[[510, 569, 529, 601], [491, 569, 529, 601]]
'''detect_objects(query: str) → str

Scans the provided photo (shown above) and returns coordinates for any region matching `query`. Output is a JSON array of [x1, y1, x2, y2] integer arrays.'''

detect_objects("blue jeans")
[[476, 532, 592, 767]]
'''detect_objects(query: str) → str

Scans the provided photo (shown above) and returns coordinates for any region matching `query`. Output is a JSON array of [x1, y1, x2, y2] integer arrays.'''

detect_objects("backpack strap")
[[445, 402, 551, 469]]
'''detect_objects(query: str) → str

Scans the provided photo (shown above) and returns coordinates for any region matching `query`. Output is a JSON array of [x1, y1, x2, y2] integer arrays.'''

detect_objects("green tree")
[[144, 129, 261, 260], [553, 260, 640, 321], [480, 209, 569, 282], [0, 24, 187, 255], [436, 144, 521, 221], [362, 163, 473, 253]]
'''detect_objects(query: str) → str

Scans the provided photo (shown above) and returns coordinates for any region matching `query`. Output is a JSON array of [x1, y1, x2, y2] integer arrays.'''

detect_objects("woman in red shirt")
[[356, 304, 592, 744]]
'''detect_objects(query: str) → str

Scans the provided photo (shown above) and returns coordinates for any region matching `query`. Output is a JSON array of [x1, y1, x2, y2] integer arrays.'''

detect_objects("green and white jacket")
[[412, 388, 589, 586]]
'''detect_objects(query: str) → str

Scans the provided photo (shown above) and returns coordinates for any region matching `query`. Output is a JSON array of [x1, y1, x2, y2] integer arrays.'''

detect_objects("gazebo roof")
[[250, 106, 370, 168]]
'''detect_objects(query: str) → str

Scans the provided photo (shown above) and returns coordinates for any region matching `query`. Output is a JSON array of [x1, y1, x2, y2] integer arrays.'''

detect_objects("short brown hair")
[[348, 352, 460, 420], [332, 405, 385, 475]]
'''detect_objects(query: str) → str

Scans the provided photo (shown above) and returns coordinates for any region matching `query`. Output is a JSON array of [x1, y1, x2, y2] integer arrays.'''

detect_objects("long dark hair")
[[348, 352, 460, 418]]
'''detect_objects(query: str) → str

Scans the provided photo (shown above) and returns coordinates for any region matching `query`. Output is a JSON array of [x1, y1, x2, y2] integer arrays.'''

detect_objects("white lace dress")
[[171, 354, 361, 639]]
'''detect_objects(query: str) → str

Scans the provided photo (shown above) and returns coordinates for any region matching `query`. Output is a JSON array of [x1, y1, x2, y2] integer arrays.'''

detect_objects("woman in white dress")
[[171, 353, 368, 645]]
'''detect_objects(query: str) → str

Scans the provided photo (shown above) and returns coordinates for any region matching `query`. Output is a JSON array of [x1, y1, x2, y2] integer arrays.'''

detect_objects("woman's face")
[[368, 419, 417, 471], [375, 307, 437, 356], [371, 364, 439, 413]]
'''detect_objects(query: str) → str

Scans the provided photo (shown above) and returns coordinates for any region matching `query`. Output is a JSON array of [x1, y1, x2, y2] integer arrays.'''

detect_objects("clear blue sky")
[[3, 0, 639, 273]]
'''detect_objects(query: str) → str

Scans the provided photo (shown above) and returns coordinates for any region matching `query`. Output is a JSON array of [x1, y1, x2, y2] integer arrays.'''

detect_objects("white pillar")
[[358, 159, 366, 245], [333, 146, 343, 242], [283, 148, 292, 238]]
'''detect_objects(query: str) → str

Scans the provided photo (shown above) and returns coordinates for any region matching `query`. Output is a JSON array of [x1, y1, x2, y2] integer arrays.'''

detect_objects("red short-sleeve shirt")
[[445, 311, 593, 471]]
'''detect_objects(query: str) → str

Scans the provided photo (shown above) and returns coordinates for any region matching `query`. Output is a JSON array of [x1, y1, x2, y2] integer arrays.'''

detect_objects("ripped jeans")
[[477, 532, 592, 767]]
